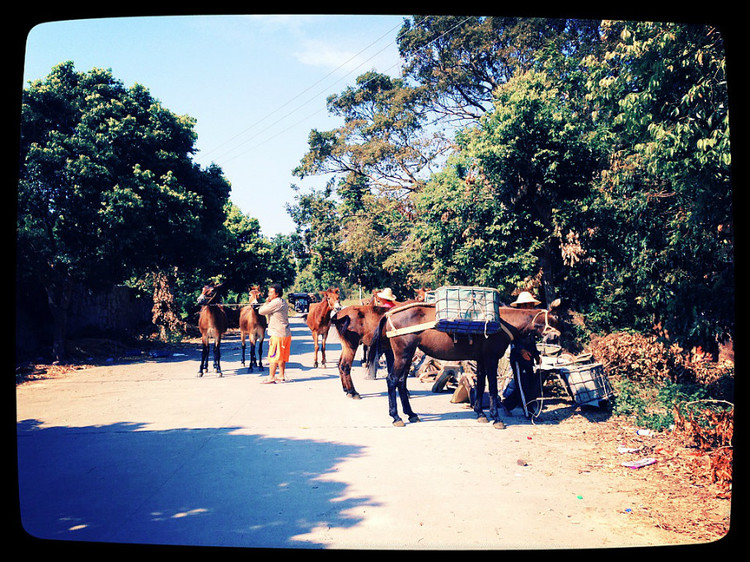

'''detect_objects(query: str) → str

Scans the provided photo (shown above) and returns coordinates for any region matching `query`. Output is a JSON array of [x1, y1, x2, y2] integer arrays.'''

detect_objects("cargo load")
[[433, 286, 503, 335]]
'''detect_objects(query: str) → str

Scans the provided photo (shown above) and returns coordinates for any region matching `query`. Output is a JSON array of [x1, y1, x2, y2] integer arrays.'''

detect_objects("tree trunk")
[[44, 271, 74, 362]]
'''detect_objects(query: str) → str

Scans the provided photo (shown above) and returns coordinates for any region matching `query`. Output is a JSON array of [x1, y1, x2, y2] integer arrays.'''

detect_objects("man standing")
[[258, 284, 292, 383]]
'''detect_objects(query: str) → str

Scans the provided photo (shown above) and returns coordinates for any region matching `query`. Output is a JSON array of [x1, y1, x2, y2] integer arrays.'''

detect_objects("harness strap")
[[386, 320, 438, 338]]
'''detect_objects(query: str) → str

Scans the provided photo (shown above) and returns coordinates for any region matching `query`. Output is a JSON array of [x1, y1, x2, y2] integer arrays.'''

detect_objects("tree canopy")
[[17, 62, 288, 358], [18, 18, 734, 359], [289, 17, 733, 354]]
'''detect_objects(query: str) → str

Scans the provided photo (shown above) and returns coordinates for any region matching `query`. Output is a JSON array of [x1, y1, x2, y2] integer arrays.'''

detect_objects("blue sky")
[[21, 14, 407, 237]]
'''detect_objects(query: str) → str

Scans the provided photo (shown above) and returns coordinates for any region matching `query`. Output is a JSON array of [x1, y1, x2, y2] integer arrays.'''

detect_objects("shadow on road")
[[16, 418, 375, 549]]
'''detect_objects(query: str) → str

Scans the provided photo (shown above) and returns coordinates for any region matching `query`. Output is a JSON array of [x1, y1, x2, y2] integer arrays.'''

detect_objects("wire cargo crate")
[[434, 286, 502, 335], [559, 362, 614, 406]]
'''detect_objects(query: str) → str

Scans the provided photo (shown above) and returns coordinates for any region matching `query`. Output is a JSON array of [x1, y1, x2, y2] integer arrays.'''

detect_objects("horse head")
[[197, 283, 224, 306], [248, 285, 262, 305], [321, 287, 343, 315], [527, 298, 562, 344], [415, 288, 430, 301]]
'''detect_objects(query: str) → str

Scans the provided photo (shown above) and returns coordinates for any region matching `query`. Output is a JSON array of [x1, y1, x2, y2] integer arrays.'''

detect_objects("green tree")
[[18, 62, 232, 359], [294, 71, 450, 199], [398, 16, 604, 124], [452, 69, 599, 303], [286, 183, 348, 291], [583, 22, 732, 352]]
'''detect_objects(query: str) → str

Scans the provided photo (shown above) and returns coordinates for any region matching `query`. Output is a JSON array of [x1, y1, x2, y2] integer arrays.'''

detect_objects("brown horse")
[[367, 300, 561, 427], [196, 283, 229, 377], [357, 289, 430, 367], [331, 289, 432, 397], [306, 287, 343, 368], [239, 286, 268, 372], [331, 303, 393, 398]]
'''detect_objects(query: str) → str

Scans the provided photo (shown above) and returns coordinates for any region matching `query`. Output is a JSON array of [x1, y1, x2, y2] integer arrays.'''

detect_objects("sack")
[[434, 286, 502, 335]]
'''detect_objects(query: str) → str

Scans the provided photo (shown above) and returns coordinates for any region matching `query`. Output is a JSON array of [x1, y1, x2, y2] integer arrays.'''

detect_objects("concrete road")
[[16, 316, 681, 550]]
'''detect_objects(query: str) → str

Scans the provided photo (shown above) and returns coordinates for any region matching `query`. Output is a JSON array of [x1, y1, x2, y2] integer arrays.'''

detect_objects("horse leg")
[[257, 336, 264, 370], [240, 332, 247, 367], [338, 346, 360, 399], [396, 369, 419, 424], [388, 344, 419, 426], [320, 331, 327, 368], [312, 332, 319, 368], [198, 336, 209, 376], [214, 336, 223, 376], [249, 339, 258, 372], [474, 362, 488, 423], [486, 357, 505, 429]]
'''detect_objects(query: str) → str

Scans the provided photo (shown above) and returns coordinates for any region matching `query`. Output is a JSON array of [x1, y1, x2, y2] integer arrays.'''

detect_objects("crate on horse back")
[[433, 286, 504, 336]]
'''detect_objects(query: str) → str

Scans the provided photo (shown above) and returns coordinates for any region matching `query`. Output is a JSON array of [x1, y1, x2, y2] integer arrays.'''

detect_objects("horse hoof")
[[493, 421, 506, 429], [313, 362, 318, 368], [351, 393, 361, 400], [477, 415, 489, 423], [197, 372, 204, 378], [393, 419, 405, 427], [408, 415, 420, 423]]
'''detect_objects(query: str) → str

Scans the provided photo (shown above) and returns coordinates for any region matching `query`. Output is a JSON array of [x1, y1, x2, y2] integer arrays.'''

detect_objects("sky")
[[20, 14, 407, 237]]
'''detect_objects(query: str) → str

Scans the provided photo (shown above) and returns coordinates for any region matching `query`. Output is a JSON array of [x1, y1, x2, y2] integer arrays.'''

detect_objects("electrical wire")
[[201, 16, 474, 168]]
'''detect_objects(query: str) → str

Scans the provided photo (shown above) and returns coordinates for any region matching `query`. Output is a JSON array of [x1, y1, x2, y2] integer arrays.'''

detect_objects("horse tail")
[[367, 315, 387, 379]]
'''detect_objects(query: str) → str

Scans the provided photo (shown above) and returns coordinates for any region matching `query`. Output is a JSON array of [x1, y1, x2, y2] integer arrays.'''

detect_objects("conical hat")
[[376, 288, 397, 301], [511, 291, 541, 307]]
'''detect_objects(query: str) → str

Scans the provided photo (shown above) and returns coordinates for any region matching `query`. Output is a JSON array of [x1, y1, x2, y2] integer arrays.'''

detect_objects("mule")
[[306, 287, 343, 368], [197, 283, 229, 377], [239, 286, 268, 372], [367, 300, 560, 427], [331, 303, 393, 398]]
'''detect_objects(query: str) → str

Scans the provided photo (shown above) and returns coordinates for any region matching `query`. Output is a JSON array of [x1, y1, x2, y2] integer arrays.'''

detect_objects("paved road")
[[16, 316, 681, 550]]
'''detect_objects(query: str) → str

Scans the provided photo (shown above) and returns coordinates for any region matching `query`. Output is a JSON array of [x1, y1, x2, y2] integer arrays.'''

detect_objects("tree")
[[458, 69, 600, 303], [398, 16, 603, 124], [18, 62, 232, 359], [582, 22, 733, 352], [294, 71, 450, 200]]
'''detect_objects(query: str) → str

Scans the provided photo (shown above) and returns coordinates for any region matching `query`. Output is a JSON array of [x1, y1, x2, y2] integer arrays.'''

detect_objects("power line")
[[205, 15, 474, 169], [199, 20, 404, 162]]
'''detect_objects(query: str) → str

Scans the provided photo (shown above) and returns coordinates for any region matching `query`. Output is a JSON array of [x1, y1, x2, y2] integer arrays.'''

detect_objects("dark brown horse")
[[239, 286, 268, 372], [306, 287, 343, 368], [331, 289, 433, 397], [331, 303, 393, 398], [367, 300, 561, 427], [196, 283, 229, 377]]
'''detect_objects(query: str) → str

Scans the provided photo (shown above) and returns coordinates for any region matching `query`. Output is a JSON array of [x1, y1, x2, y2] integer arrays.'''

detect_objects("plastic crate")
[[434, 286, 502, 335], [559, 362, 614, 406]]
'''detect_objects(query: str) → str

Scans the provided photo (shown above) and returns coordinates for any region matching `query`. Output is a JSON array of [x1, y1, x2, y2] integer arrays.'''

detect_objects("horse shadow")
[[371, 382, 612, 427], [16, 419, 377, 549]]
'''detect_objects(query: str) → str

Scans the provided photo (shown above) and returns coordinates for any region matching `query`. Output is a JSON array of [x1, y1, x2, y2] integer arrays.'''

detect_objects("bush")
[[588, 331, 734, 432], [588, 331, 688, 384]]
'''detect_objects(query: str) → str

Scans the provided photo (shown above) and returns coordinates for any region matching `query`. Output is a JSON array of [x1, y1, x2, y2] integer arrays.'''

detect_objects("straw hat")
[[377, 288, 397, 302], [511, 291, 541, 307]]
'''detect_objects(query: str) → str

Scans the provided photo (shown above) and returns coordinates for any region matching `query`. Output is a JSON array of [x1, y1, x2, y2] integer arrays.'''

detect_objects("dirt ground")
[[15, 316, 733, 550]]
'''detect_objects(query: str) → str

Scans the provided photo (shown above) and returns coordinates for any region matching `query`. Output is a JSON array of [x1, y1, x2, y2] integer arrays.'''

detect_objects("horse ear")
[[548, 298, 561, 310]]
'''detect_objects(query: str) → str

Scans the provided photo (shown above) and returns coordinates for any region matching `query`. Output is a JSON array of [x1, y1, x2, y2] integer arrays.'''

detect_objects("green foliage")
[[611, 378, 709, 432], [286, 18, 733, 359], [18, 62, 231, 291]]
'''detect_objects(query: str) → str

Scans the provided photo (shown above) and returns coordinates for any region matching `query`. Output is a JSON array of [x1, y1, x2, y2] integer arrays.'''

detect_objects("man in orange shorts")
[[258, 283, 292, 383]]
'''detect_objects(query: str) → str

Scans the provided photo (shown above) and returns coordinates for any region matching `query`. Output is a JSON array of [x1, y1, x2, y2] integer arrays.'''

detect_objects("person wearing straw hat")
[[510, 291, 541, 309], [376, 288, 398, 309]]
